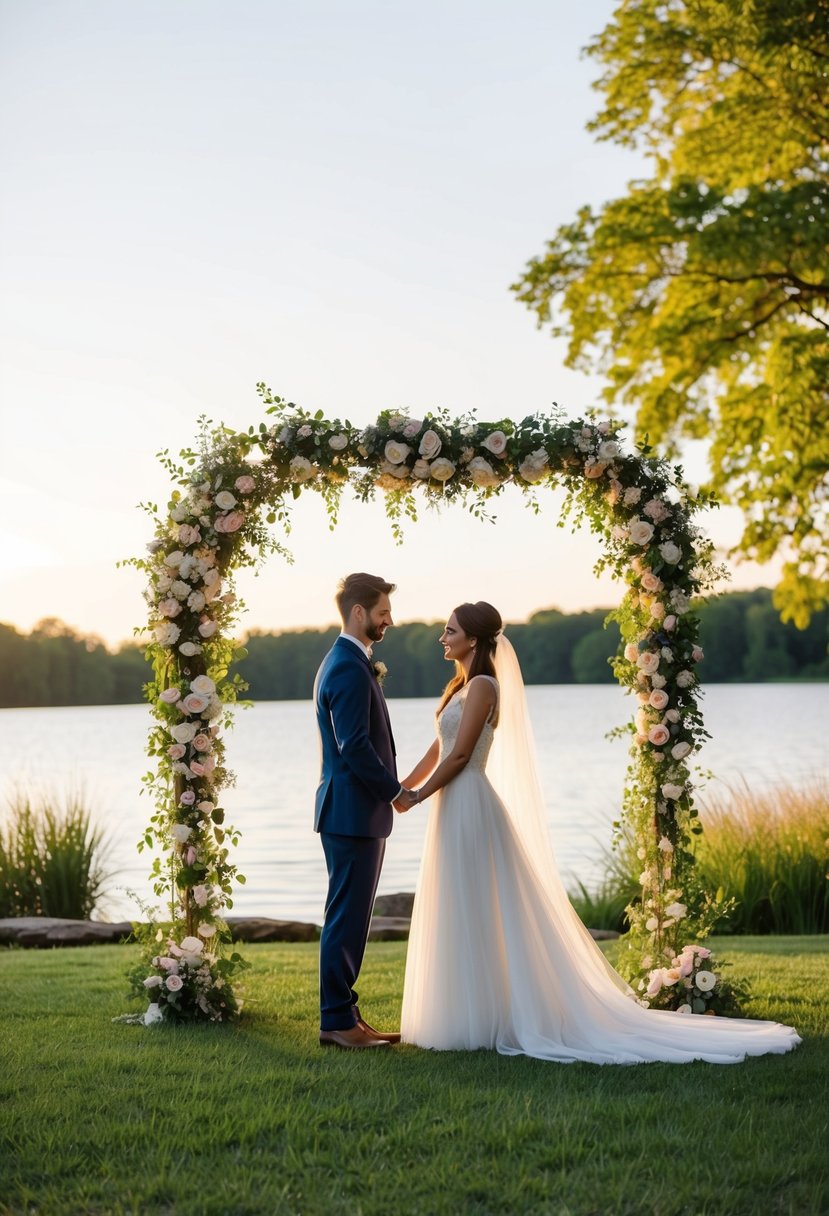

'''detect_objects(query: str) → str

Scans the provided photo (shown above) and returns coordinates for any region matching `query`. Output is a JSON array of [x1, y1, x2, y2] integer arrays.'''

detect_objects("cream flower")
[[384, 440, 411, 465], [637, 651, 660, 675], [659, 540, 682, 565], [328, 433, 348, 451], [411, 459, 432, 479], [418, 429, 442, 459], [676, 670, 695, 689], [467, 457, 500, 487], [628, 518, 655, 546], [171, 824, 192, 843], [670, 741, 691, 761], [289, 455, 315, 482], [623, 487, 642, 506], [661, 782, 684, 801], [695, 970, 716, 992], [648, 689, 669, 710], [665, 902, 687, 919]]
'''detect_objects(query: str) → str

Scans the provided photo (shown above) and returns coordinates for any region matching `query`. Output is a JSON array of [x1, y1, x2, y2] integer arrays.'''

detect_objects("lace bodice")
[[437, 676, 499, 773]]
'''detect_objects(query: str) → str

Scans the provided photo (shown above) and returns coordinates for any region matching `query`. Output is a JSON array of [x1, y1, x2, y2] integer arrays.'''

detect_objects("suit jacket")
[[313, 636, 399, 838]]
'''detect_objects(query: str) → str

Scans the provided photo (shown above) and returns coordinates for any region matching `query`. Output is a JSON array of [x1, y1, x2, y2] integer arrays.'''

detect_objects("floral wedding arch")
[[128, 384, 730, 1024]]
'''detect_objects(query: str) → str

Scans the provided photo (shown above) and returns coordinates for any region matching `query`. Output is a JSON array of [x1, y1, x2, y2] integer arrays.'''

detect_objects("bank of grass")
[[1, 937, 827, 1216], [569, 781, 829, 935]]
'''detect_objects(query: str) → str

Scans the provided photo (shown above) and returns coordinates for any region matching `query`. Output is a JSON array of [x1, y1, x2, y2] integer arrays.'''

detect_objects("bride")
[[397, 601, 801, 1064]]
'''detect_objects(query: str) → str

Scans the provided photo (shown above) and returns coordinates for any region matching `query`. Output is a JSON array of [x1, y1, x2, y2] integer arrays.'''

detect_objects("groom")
[[313, 572, 415, 1049]]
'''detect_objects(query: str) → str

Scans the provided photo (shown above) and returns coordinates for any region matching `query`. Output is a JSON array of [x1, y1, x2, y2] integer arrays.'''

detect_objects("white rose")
[[651, 673, 666, 689], [297, 424, 313, 438], [661, 783, 684, 801], [171, 722, 198, 744], [289, 455, 315, 482], [179, 642, 202, 657], [597, 440, 619, 461], [171, 580, 191, 600], [143, 974, 163, 988], [695, 970, 716, 992], [645, 917, 659, 932], [179, 555, 197, 579], [676, 670, 695, 689], [170, 503, 189, 523], [659, 541, 682, 565], [164, 550, 184, 568], [171, 824, 192, 843], [214, 491, 237, 510], [187, 591, 206, 612], [628, 518, 655, 546], [670, 591, 691, 615], [384, 440, 411, 465], [623, 487, 642, 506], [190, 676, 216, 696], [430, 458, 456, 482], [665, 708, 680, 723], [197, 923, 216, 938], [665, 902, 687, 920], [198, 619, 218, 638], [418, 429, 442, 459], [179, 936, 204, 954], [467, 457, 500, 487], [671, 741, 692, 760], [153, 622, 181, 647], [481, 430, 507, 456]]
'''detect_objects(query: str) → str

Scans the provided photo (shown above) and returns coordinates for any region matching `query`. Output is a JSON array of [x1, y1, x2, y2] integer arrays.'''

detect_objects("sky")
[[0, 0, 781, 647]]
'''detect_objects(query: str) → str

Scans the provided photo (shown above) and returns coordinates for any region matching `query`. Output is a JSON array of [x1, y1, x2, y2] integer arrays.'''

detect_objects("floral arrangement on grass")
[[641, 943, 749, 1015], [124, 385, 734, 1023], [132, 926, 248, 1024]]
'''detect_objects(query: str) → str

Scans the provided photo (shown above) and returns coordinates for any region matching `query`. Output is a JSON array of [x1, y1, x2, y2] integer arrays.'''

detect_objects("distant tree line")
[[0, 590, 826, 708]]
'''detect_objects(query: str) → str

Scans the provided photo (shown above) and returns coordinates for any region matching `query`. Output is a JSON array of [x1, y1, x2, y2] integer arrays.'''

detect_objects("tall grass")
[[569, 780, 829, 935], [695, 780, 829, 935], [0, 791, 112, 919]]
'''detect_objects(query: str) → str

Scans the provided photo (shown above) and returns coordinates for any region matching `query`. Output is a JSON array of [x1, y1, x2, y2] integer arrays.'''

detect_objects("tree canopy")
[[512, 0, 829, 626]]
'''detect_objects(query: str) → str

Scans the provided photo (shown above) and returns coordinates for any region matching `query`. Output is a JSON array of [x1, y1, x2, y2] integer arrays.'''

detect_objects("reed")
[[695, 780, 829, 935], [0, 790, 113, 919]]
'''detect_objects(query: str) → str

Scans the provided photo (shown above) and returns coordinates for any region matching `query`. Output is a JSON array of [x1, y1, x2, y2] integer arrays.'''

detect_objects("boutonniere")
[[373, 661, 388, 687]]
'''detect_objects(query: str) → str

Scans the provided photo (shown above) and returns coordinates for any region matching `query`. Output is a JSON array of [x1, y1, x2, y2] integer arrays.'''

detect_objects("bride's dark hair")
[[437, 601, 503, 719]]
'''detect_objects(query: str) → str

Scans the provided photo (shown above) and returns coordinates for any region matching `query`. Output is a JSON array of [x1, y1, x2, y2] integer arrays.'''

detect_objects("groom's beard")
[[365, 619, 388, 645]]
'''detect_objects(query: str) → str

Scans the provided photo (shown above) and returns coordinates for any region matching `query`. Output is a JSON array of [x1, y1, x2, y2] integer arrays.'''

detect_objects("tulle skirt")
[[400, 769, 801, 1064]]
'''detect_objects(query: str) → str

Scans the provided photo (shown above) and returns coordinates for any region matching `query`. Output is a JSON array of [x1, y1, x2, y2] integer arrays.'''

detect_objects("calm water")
[[0, 685, 826, 923]]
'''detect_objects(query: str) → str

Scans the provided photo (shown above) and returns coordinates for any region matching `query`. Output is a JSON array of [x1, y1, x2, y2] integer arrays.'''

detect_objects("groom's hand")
[[394, 788, 417, 812]]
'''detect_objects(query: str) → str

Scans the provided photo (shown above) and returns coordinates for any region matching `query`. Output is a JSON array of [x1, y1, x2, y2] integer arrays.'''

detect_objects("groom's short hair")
[[336, 573, 396, 622]]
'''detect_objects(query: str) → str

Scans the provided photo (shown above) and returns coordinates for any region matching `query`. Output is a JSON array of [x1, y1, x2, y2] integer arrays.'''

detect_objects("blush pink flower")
[[160, 687, 182, 704], [647, 724, 670, 747], [214, 510, 245, 533], [180, 692, 209, 715], [178, 524, 201, 546], [165, 973, 184, 992], [158, 598, 182, 619], [648, 689, 669, 710], [167, 743, 186, 760], [234, 474, 256, 494]]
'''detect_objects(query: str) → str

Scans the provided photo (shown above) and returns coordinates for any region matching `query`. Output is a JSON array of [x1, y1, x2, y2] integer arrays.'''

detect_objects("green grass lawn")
[[1, 937, 827, 1216]]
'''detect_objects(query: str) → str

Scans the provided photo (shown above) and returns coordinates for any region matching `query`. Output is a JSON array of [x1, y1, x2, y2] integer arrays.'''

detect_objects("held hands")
[[394, 787, 420, 813]]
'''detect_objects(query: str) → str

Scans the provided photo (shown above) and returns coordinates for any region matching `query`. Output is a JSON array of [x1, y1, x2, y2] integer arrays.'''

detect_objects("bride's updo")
[[437, 601, 503, 717]]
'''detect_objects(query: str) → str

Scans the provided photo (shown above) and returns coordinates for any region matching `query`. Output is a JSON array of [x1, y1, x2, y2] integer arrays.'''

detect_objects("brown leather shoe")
[[356, 1017, 401, 1044], [319, 1024, 391, 1049]]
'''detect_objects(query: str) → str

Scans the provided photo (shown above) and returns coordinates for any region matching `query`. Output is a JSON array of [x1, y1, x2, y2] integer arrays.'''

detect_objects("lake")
[[0, 684, 826, 923]]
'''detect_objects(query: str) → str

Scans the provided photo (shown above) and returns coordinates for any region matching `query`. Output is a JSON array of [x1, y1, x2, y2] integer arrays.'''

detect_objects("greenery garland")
[[126, 383, 737, 1023]]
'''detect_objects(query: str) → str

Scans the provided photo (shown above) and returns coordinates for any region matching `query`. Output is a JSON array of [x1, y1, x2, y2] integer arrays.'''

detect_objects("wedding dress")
[[400, 643, 801, 1064]]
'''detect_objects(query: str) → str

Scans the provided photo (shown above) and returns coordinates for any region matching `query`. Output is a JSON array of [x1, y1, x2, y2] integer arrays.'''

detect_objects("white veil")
[[489, 635, 633, 997]]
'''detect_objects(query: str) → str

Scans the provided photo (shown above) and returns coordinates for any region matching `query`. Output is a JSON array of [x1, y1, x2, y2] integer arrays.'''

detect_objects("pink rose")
[[179, 790, 196, 806], [234, 475, 255, 494], [160, 687, 182, 704], [646, 971, 664, 996], [167, 743, 186, 760], [180, 692, 209, 715], [637, 651, 660, 675], [158, 957, 178, 972], [214, 510, 245, 533], [648, 689, 669, 710], [624, 643, 639, 662], [647, 724, 670, 746], [692, 645, 704, 662], [192, 884, 210, 907], [402, 419, 422, 438], [663, 614, 677, 631], [628, 518, 655, 546], [184, 846, 197, 865], [178, 524, 201, 546], [641, 572, 663, 593], [198, 619, 218, 639], [165, 973, 184, 992], [584, 459, 608, 479], [158, 598, 182, 619], [418, 429, 442, 459], [192, 734, 211, 752], [643, 498, 670, 524]]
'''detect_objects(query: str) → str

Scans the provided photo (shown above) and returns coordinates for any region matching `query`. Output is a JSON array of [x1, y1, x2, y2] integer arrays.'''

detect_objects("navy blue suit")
[[314, 635, 399, 1030]]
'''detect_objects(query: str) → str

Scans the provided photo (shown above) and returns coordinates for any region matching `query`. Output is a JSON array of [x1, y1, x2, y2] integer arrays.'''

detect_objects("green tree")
[[512, 0, 829, 627]]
